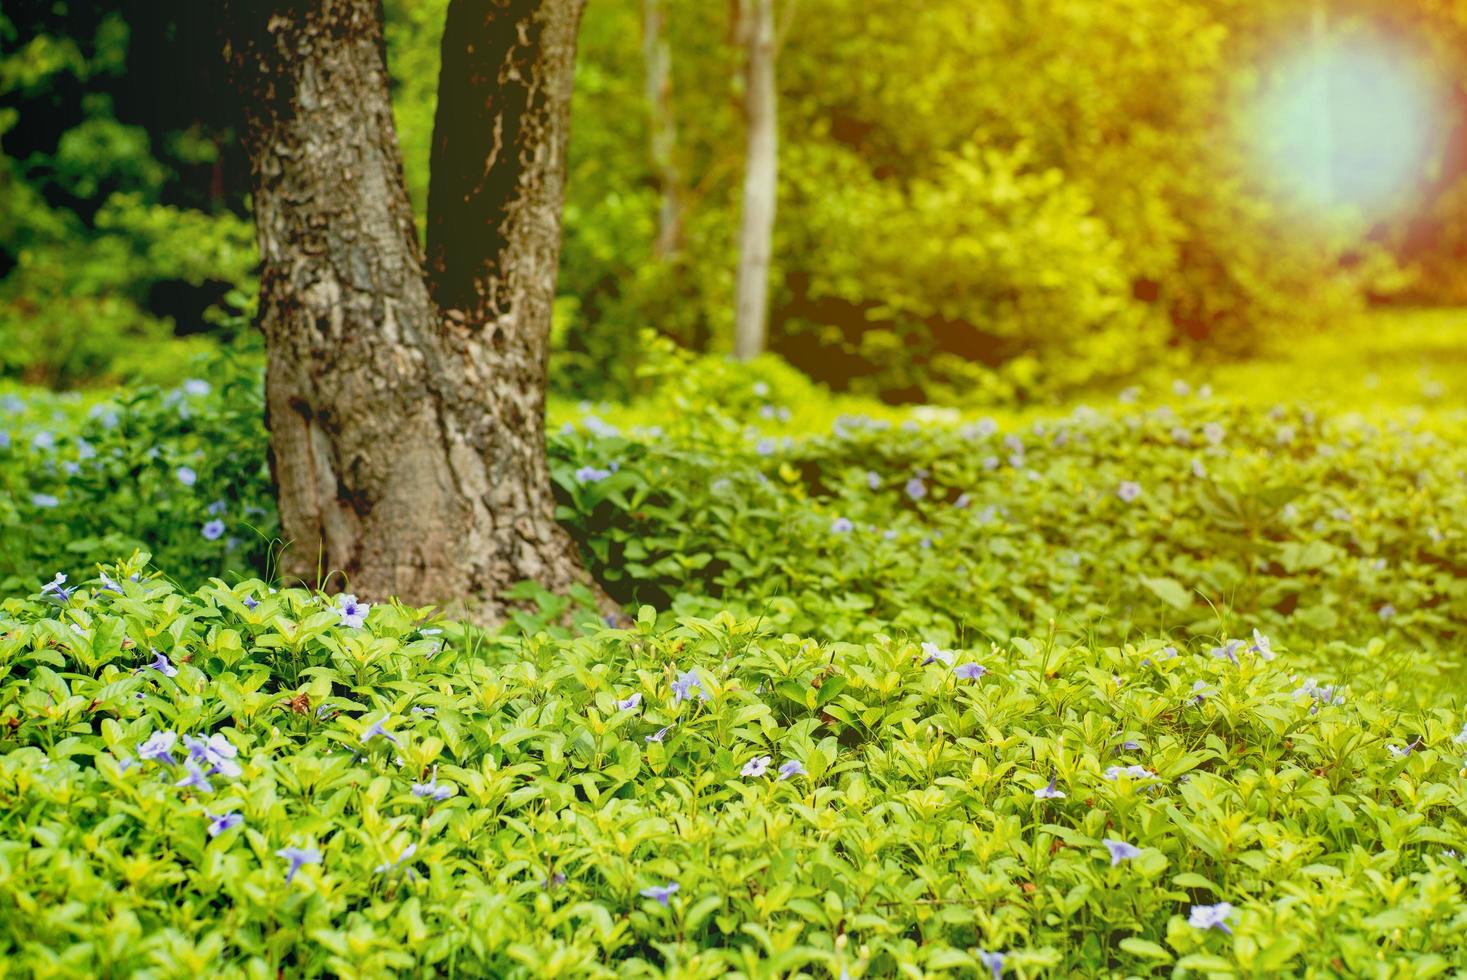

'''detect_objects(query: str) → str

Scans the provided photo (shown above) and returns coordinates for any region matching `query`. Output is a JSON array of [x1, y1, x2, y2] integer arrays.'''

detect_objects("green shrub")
[[1, 564, 1464, 975]]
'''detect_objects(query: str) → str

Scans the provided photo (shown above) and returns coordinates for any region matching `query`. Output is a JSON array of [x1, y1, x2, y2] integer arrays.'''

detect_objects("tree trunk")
[[642, 0, 683, 259], [225, 0, 605, 622], [732, 0, 777, 361]]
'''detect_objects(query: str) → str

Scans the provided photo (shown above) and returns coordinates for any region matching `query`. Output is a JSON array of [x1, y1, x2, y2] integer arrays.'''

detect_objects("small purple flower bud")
[[277, 846, 322, 883], [1034, 775, 1065, 800], [639, 882, 680, 905], [777, 759, 806, 781], [207, 812, 243, 837], [1188, 902, 1235, 934], [1103, 838, 1142, 866]]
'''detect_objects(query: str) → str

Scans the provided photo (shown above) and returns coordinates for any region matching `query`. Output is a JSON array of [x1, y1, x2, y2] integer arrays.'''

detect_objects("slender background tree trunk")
[[732, 0, 777, 361], [225, 0, 604, 622], [642, 0, 683, 260]]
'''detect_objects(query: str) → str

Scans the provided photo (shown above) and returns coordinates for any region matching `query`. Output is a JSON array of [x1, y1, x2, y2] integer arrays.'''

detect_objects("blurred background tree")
[[3, 0, 1465, 402], [0, 2, 255, 388]]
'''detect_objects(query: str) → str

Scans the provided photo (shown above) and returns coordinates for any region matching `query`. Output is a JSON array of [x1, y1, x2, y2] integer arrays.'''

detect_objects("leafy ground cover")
[[1, 310, 1465, 975], [2, 561, 1464, 976]]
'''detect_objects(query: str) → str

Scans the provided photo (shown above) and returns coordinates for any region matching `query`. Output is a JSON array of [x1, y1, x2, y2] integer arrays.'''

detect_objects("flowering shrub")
[[4, 347, 1464, 707], [0, 364, 275, 592], [2, 562, 1464, 975], [553, 391, 1467, 707]]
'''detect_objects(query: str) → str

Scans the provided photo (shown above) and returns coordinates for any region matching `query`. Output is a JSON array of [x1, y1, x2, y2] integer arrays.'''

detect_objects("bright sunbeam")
[[1248, 27, 1448, 222]]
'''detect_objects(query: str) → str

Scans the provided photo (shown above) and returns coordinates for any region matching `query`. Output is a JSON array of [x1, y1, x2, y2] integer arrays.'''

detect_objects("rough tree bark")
[[224, 0, 606, 622], [732, 0, 777, 361], [641, 0, 683, 259]]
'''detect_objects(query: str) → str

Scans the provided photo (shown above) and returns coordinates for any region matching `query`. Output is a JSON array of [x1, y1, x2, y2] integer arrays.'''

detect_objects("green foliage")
[[520, 0, 1400, 402], [4, 316, 1465, 708], [2, 563, 1464, 975], [0, 357, 275, 593], [551, 356, 1467, 708], [0, 8, 256, 389]]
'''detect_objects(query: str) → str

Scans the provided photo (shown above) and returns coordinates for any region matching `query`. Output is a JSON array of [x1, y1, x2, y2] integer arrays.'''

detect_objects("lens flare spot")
[[1246, 29, 1448, 221]]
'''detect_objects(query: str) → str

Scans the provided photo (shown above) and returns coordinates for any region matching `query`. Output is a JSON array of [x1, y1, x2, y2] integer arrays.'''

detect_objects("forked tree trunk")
[[225, 0, 605, 622], [642, 0, 683, 259], [732, 0, 777, 361]]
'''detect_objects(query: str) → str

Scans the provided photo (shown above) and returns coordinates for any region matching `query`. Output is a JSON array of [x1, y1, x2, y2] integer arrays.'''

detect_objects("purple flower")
[[1103, 838, 1142, 866], [243, 595, 259, 611], [955, 662, 987, 681], [201, 519, 226, 541], [207, 812, 243, 837], [412, 766, 454, 800], [40, 572, 71, 603], [373, 842, 418, 876], [1034, 775, 1066, 800], [1117, 481, 1142, 502], [616, 692, 643, 711], [640, 881, 680, 905], [98, 573, 122, 594], [866, 471, 881, 490], [576, 464, 614, 483], [185, 733, 241, 778], [741, 755, 772, 778], [777, 759, 806, 781], [1188, 902, 1235, 934], [1378, 603, 1397, 621], [646, 725, 671, 744], [277, 846, 322, 883], [543, 871, 568, 889], [175, 760, 214, 794], [1104, 764, 1156, 782], [830, 517, 853, 534], [1294, 678, 1344, 711], [1388, 738, 1423, 758], [905, 477, 927, 501], [977, 949, 1005, 980], [361, 716, 398, 745], [1203, 422, 1225, 445], [671, 670, 708, 705], [184, 379, 211, 396], [176, 466, 197, 487], [149, 650, 179, 678], [1208, 640, 1242, 665], [139, 731, 179, 766], [920, 642, 953, 666], [337, 594, 370, 628], [954, 493, 971, 509], [207, 499, 227, 516], [1453, 723, 1467, 746], [1248, 629, 1274, 660]]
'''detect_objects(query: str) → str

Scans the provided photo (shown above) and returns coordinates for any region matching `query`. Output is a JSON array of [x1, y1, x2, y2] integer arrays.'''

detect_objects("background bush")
[[8, 0, 1467, 402]]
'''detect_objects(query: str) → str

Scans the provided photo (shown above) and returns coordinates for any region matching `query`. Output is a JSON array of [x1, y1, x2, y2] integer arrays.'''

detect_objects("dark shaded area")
[[2, 1, 251, 331]]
